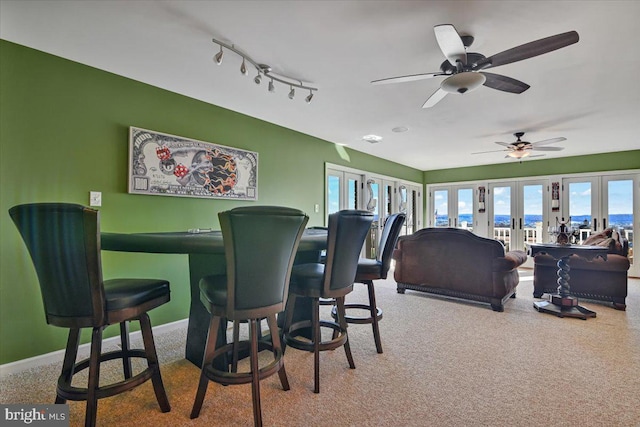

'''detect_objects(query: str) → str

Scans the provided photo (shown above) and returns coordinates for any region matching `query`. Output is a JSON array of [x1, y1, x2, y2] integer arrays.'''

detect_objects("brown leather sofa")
[[533, 228, 630, 310], [392, 228, 527, 311]]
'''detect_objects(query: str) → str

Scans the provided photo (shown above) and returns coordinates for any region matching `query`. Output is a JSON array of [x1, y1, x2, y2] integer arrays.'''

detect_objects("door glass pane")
[[327, 175, 340, 214], [493, 186, 511, 250], [568, 182, 592, 243], [523, 184, 544, 245], [385, 184, 393, 216], [407, 189, 416, 235], [608, 179, 633, 266], [457, 188, 473, 231], [433, 189, 449, 227], [347, 178, 358, 210]]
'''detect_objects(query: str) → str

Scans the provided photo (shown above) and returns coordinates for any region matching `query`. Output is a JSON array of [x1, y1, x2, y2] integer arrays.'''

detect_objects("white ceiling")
[[2, 0, 639, 171]]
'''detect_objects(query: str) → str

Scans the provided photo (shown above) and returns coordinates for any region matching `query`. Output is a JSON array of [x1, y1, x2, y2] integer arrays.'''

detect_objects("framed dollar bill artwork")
[[128, 127, 258, 200]]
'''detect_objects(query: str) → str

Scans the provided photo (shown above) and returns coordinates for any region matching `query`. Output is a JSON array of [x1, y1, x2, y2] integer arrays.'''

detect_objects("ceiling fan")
[[472, 132, 566, 159], [371, 25, 579, 108]]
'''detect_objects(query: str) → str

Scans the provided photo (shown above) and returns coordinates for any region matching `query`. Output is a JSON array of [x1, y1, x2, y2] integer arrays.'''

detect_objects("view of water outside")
[[434, 181, 633, 233]]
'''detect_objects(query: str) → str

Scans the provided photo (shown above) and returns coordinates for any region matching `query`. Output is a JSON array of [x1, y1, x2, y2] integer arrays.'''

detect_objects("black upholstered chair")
[[283, 209, 373, 393], [335, 212, 406, 354], [190, 206, 308, 426], [9, 203, 171, 427]]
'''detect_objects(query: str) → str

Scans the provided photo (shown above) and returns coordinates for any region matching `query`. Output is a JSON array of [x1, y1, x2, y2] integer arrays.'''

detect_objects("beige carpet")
[[2, 270, 639, 426]]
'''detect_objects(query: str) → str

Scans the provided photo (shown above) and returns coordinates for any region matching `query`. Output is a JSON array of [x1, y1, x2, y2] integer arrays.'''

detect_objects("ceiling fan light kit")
[[372, 25, 579, 108], [441, 72, 486, 94], [211, 37, 317, 102]]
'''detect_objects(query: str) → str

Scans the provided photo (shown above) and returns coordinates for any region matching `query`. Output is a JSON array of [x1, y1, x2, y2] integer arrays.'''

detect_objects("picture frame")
[[128, 127, 258, 200]]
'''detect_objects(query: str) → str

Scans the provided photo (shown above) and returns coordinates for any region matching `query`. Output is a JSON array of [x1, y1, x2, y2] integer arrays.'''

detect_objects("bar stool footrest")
[[331, 304, 382, 324], [284, 320, 347, 352], [205, 341, 284, 386]]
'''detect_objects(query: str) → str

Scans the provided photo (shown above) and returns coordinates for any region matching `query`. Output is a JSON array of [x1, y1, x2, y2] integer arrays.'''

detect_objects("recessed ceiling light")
[[362, 134, 382, 144], [392, 126, 409, 133]]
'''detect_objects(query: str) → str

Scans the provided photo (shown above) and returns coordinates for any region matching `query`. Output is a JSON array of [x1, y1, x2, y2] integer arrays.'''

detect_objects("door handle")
[[593, 218, 597, 231], [603, 218, 607, 229], [519, 218, 522, 230], [512, 218, 515, 230]]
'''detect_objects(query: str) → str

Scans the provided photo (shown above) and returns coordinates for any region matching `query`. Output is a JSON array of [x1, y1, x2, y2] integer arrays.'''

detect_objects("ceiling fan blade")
[[531, 137, 567, 146], [473, 30, 579, 70], [371, 72, 445, 85], [494, 141, 513, 147], [532, 146, 564, 151], [481, 72, 530, 94], [472, 149, 508, 155], [434, 24, 467, 66], [422, 88, 448, 108]]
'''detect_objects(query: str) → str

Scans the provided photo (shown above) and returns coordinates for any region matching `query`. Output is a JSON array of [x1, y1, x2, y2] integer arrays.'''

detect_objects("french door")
[[398, 183, 423, 236], [563, 174, 638, 276], [488, 179, 547, 257], [326, 168, 362, 215], [429, 184, 475, 230]]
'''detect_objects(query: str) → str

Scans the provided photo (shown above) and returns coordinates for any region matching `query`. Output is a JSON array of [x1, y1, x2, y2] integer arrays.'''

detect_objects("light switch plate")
[[89, 191, 102, 207]]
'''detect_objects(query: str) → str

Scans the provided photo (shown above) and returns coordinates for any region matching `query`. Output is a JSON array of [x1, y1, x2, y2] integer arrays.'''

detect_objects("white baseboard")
[[0, 319, 188, 378]]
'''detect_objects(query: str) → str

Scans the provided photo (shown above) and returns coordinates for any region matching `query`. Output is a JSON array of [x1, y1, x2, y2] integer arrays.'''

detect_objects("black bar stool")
[[9, 203, 171, 427], [283, 209, 373, 393], [333, 212, 405, 353], [190, 206, 308, 427]]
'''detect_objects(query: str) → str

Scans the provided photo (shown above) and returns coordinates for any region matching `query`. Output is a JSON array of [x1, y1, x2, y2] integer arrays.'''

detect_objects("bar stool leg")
[[249, 319, 262, 427], [335, 297, 355, 369], [312, 298, 321, 394], [365, 281, 383, 354], [191, 316, 220, 419]]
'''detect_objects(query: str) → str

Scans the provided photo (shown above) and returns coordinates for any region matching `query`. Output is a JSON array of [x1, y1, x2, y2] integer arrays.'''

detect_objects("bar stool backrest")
[[10, 203, 105, 327], [220, 206, 308, 320], [377, 212, 406, 279], [324, 210, 374, 296]]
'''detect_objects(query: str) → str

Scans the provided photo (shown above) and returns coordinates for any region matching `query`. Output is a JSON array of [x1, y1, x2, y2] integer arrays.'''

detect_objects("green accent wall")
[[424, 150, 640, 184], [0, 40, 421, 364]]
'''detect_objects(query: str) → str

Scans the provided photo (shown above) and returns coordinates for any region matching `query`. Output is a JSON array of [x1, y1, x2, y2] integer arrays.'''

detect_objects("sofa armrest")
[[493, 250, 527, 272]]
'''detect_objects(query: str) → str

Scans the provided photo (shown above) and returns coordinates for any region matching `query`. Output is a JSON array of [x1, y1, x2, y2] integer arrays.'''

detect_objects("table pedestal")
[[533, 254, 596, 320], [528, 244, 608, 320]]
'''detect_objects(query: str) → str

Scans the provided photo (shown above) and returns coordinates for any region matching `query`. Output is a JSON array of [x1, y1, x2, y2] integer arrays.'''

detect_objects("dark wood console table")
[[527, 243, 608, 320]]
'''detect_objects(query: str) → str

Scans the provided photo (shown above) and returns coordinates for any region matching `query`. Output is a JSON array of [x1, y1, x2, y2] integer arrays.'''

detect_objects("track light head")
[[305, 91, 314, 103], [268, 79, 275, 93], [288, 86, 295, 100], [240, 58, 248, 75], [254, 73, 262, 85], [214, 46, 223, 65]]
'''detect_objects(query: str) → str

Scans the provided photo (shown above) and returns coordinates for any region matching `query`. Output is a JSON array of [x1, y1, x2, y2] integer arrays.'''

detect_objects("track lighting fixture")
[[211, 37, 317, 102], [214, 46, 223, 65]]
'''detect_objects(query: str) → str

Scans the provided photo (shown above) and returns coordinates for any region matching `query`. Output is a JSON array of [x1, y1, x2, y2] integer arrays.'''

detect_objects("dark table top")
[[101, 228, 328, 254], [527, 242, 608, 261]]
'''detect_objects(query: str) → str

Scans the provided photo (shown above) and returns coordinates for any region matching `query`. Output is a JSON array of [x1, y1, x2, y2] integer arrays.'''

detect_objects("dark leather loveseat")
[[533, 228, 630, 310], [392, 228, 527, 311]]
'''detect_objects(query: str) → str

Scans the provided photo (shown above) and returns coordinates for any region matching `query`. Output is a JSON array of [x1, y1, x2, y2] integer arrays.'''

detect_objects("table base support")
[[533, 300, 596, 320]]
